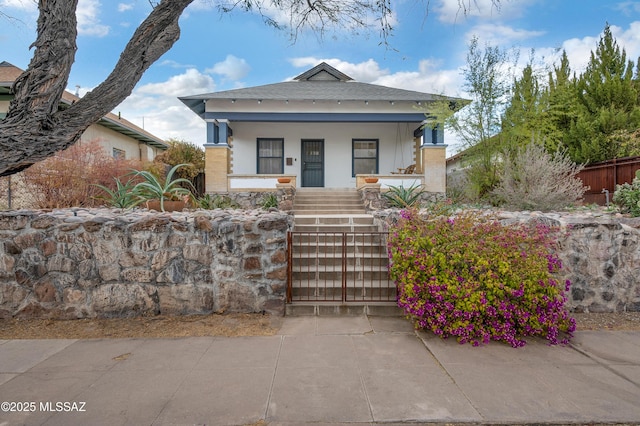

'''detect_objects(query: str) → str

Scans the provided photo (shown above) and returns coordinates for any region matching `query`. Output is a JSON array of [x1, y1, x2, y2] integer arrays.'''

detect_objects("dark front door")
[[301, 139, 324, 187]]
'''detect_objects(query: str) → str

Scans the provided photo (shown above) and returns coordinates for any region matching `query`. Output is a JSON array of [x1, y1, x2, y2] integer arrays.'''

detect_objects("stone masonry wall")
[[373, 209, 640, 313], [2, 206, 639, 318], [0, 208, 292, 319]]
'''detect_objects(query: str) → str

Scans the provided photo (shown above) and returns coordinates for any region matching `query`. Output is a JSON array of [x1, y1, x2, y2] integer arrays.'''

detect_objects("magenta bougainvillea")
[[388, 208, 576, 347]]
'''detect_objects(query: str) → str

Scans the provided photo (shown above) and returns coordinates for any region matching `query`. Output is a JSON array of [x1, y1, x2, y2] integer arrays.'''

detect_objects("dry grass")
[[0, 313, 283, 339], [0, 312, 638, 340]]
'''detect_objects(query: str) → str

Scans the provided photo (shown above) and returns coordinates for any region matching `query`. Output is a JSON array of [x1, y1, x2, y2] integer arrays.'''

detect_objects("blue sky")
[[1, 0, 640, 154]]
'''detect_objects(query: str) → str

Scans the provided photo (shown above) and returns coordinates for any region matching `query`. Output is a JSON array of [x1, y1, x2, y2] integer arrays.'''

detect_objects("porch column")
[[421, 144, 447, 193], [204, 144, 230, 192]]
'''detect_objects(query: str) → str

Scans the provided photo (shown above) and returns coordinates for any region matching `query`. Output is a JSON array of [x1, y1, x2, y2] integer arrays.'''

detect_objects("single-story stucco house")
[[180, 62, 466, 193], [0, 61, 167, 161]]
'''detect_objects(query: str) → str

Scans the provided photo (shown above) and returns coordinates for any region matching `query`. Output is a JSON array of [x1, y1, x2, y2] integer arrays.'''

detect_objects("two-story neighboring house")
[[0, 61, 167, 161], [180, 62, 466, 194]]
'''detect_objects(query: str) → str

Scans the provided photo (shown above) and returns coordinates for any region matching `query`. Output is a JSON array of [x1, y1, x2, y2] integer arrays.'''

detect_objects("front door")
[[301, 139, 324, 187]]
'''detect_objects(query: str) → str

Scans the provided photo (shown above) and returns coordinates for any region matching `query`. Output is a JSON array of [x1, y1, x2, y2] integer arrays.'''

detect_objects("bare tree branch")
[[0, 0, 194, 177]]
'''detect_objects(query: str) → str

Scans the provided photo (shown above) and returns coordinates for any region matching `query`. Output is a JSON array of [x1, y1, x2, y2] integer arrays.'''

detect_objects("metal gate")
[[286, 231, 396, 303]]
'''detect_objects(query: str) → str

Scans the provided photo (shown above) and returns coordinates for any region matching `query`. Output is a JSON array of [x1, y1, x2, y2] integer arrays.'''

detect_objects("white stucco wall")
[[2, 101, 160, 161], [230, 121, 418, 188], [81, 124, 159, 161]]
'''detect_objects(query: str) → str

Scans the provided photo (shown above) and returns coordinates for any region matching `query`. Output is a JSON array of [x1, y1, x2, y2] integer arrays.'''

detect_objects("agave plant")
[[132, 163, 194, 212], [382, 183, 425, 208], [93, 176, 141, 209], [259, 193, 278, 209], [195, 194, 240, 209]]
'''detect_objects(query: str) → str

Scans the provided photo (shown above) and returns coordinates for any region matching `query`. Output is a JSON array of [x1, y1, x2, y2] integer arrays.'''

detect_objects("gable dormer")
[[293, 62, 353, 82]]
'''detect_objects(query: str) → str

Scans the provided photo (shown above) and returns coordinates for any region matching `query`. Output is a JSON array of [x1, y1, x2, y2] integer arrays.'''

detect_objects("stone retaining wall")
[[0, 208, 293, 319], [1, 206, 639, 318], [373, 209, 640, 313]]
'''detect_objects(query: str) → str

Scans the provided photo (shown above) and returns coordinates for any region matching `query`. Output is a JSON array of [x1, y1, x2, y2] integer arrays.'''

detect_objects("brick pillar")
[[204, 144, 230, 192], [421, 145, 447, 193]]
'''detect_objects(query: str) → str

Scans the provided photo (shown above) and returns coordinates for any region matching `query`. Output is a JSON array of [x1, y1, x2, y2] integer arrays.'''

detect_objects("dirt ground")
[[0, 312, 639, 339], [0, 313, 284, 339]]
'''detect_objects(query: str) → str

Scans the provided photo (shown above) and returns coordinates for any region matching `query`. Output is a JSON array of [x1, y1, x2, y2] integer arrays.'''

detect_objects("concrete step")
[[285, 302, 402, 316], [293, 188, 366, 216], [293, 224, 379, 233], [292, 255, 388, 268], [293, 246, 387, 256], [294, 209, 367, 215], [294, 215, 373, 225], [293, 270, 391, 281]]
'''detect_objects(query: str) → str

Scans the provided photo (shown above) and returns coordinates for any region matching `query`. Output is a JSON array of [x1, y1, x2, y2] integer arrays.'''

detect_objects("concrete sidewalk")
[[0, 315, 638, 425]]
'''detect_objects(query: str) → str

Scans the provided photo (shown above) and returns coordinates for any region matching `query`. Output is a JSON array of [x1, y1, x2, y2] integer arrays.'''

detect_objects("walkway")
[[1, 316, 639, 425]]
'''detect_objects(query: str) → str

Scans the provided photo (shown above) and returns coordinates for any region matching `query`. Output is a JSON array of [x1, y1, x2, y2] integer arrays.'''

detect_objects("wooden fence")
[[578, 156, 640, 205]]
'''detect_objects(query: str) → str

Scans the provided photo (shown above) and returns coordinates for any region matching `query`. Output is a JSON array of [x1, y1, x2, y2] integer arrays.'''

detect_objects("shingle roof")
[[181, 80, 444, 103], [0, 61, 167, 150], [180, 62, 467, 118]]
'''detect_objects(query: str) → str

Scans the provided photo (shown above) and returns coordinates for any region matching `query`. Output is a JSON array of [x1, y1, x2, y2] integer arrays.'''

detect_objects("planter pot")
[[364, 177, 379, 184], [145, 200, 186, 212], [277, 178, 292, 184]]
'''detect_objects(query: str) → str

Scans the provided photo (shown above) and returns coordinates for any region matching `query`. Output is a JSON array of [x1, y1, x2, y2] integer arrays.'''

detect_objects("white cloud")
[[136, 68, 215, 97], [466, 24, 545, 46], [205, 55, 251, 81], [538, 22, 640, 75], [0, 0, 36, 11], [615, 1, 640, 16], [290, 57, 464, 100], [113, 69, 216, 144], [117, 3, 133, 12], [289, 57, 391, 83], [77, 0, 109, 37], [610, 21, 640, 64], [160, 59, 196, 69], [186, 0, 216, 11]]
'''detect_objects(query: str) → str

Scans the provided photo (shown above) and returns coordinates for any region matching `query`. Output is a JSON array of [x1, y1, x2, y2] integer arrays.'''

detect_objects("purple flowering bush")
[[388, 208, 576, 347]]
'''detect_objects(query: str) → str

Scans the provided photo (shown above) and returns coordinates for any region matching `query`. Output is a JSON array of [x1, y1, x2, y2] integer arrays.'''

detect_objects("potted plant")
[[132, 163, 194, 212]]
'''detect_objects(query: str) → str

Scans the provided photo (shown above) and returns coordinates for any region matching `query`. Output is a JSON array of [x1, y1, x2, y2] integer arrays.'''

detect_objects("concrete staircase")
[[286, 188, 400, 316]]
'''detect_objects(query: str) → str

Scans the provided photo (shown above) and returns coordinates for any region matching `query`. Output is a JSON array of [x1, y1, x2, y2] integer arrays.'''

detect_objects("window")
[[352, 139, 378, 177], [112, 148, 126, 160], [257, 138, 284, 174]]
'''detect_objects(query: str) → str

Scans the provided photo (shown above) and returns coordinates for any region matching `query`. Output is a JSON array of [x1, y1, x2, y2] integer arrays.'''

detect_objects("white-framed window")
[[352, 139, 379, 176], [257, 138, 284, 174]]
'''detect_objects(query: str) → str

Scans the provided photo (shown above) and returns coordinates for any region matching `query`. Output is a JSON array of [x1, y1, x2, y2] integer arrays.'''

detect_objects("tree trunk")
[[0, 0, 194, 177]]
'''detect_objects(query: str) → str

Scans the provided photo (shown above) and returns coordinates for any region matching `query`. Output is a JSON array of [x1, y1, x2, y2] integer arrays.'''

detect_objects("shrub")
[[21, 140, 141, 208], [153, 138, 205, 189], [492, 143, 587, 211], [259, 193, 278, 209], [195, 194, 240, 209], [132, 164, 194, 212], [613, 170, 640, 217], [93, 176, 141, 209], [388, 208, 575, 347], [382, 183, 424, 208]]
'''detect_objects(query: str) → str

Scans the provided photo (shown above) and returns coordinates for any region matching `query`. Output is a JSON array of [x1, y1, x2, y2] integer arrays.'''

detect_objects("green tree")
[[569, 24, 640, 163], [449, 37, 515, 200], [544, 51, 580, 154], [153, 138, 205, 183], [502, 61, 545, 148]]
